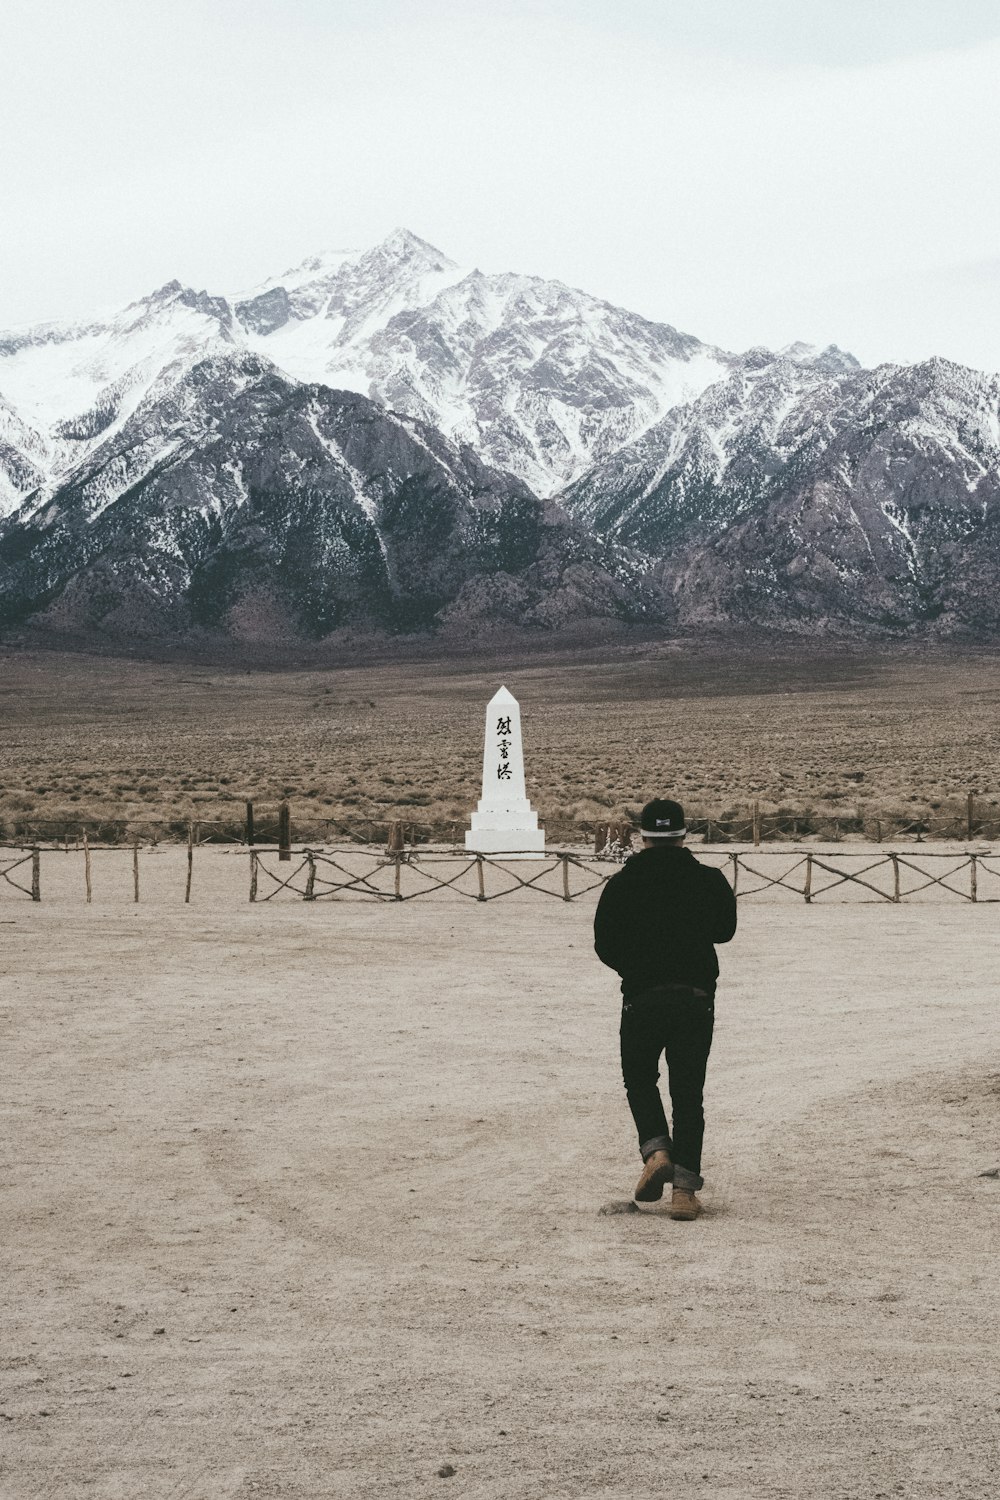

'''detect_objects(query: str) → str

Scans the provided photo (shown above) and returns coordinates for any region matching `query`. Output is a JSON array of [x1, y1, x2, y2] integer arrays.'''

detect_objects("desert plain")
[[2, 637, 999, 1498], [1, 635, 999, 842]]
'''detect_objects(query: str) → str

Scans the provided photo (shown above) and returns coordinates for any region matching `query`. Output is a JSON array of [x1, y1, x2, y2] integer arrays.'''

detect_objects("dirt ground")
[[2, 853, 999, 1499]]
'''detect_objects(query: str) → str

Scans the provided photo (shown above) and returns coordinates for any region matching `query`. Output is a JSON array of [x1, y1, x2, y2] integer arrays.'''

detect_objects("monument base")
[[464, 826, 546, 860]]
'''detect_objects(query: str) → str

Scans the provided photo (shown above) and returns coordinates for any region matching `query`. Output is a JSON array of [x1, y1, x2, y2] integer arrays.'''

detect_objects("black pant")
[[619, 984, 715, 1178]]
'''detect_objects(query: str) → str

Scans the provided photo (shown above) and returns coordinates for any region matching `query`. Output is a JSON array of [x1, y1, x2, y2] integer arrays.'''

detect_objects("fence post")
[[245, 800, 255, 847], [83, 829, 92, 904], [967, 791, 975, 842], [970, 853, 978, 903], [185, 822, 194, 904], [386, 819, 404, 854], [31, 849, 40, 902], [890, 853, 900, 903], [132, 839, 140, 903], [752, 800, 761, 847], [305, 852, 316, 901], [476, 854, 486, 902], [249, 850, 258, 903], [730, 851, 739, 895], [804, 852, 812, 904], [561, 853, 571, 902], [278, 800, 291, 862], [393, 853, 403, 901]]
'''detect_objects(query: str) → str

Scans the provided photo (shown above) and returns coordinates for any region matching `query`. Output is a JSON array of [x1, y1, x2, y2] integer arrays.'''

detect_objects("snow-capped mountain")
[[235, 229, 730, 495], [560, 351, 1000, 630], [0, 281, 238, 518], [1, 229, 999, 641]]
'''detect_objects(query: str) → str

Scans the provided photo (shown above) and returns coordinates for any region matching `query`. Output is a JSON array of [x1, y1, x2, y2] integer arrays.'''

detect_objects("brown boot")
[[669, 1187, 702, 1220], [634, 1149, 673, 1202]]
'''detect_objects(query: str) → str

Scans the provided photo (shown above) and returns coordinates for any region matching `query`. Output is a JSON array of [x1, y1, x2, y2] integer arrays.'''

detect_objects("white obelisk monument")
[[465, 685, 545, 858]]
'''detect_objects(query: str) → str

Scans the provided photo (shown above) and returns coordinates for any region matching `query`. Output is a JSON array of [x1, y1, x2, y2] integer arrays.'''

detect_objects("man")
[[594, 798, 737, 1220]]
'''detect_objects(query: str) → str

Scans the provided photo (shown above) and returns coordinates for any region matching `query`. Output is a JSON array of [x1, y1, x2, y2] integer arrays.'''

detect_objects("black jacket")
[[594, 845, 737, 998]]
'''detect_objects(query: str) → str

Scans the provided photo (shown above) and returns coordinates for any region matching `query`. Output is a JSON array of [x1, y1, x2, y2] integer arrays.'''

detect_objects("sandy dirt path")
[[2, 859, 999, 1498]]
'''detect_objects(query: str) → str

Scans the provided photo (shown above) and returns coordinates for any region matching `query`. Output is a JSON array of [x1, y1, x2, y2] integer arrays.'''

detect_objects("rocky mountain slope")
[[0, 350, 667, 640], [559, 350, 1000, 631]]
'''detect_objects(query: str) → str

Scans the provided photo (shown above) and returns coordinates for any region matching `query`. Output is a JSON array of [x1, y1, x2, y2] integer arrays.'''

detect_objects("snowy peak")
[[780, 341, 861, 375], [0, 231, 769, 509], [268, 249, 361, 291], [234, 227, 461, 335], [123, 279, 236, 334], [368, 225, 456, 273], [234, 237, 731, 494], [0, 277, 240, 508]]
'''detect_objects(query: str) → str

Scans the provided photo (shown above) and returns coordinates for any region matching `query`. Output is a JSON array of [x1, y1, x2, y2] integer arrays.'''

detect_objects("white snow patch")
[[232, 249, 362, 303], [881, 502, 919, 577], [305, 403, 381, 531], [0, 299, 234, 494]]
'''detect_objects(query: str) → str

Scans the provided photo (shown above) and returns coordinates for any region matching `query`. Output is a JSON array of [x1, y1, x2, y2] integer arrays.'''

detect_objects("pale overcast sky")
[[2, 0, 1000, 369]]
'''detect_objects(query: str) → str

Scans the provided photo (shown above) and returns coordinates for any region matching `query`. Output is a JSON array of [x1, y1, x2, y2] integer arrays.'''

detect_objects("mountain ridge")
[[0, 229, 740, 511]]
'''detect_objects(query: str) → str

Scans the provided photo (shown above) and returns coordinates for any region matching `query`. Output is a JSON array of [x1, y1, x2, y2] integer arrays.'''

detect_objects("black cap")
[[640, 798, 686, 838]]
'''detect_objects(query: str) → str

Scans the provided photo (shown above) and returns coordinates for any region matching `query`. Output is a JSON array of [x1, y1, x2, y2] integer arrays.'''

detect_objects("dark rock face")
[[559, 354, 1000, 634], [235, 286, 292, 337], [0, 354, 670, 641]]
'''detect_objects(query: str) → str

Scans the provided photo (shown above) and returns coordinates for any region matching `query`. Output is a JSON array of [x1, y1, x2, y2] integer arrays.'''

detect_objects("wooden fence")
[[3, 802, 397, 851], [248, 848, 1000, 905], [4, 844, 1000, 905]]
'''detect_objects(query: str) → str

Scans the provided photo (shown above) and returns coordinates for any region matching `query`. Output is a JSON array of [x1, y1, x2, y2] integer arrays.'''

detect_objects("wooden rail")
[[0, 849, 40, 900]]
